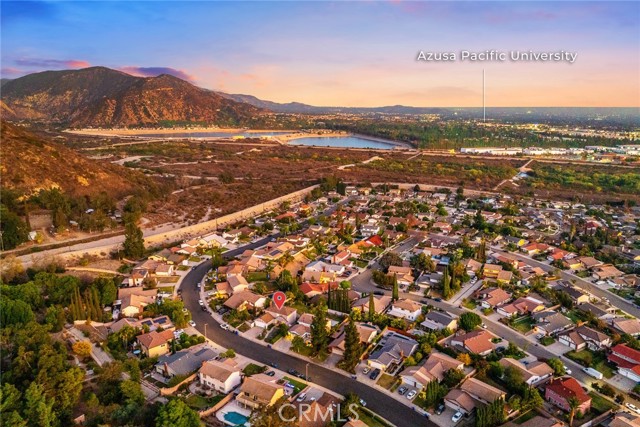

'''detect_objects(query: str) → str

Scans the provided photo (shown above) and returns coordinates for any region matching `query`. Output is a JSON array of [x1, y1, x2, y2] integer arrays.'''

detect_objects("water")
[[290, 136, 397, 149], [223, 411, 249, 426], [127, 131, 291, 138]]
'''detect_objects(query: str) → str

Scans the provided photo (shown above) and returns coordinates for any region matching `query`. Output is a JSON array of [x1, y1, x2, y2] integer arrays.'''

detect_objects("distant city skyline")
[[2, 1, 639, 107]]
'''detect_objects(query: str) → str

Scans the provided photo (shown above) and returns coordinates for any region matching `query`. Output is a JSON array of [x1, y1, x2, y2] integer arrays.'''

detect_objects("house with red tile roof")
[[450, 330, 496, 356], [608, 344, 640, 382], [544, 377, 591, 414]]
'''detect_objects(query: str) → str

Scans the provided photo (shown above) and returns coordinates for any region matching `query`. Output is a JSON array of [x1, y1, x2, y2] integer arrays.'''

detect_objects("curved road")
[[182, 246, 434, 427]]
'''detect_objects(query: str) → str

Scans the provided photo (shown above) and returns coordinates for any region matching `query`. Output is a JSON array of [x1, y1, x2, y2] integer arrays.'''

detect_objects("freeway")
[[182, 260, 435, 427]]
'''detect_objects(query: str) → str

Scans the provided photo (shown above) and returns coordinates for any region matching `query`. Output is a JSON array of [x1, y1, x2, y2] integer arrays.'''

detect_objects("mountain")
[[0, 78, 12, 87], [218, 92, 450, 115], [1, 67, 265, 127], [0, 121, 151, 198]]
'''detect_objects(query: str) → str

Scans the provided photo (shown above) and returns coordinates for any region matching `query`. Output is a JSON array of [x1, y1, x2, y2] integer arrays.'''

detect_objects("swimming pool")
[[223, 411, 249, 426]]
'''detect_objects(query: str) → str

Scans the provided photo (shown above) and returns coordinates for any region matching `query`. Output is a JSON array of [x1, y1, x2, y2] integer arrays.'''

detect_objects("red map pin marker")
[[273, 291, 286, 310]]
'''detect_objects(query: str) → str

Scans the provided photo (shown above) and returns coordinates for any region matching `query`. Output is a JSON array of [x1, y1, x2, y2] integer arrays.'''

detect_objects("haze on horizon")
[[1, 1, 639, 108]]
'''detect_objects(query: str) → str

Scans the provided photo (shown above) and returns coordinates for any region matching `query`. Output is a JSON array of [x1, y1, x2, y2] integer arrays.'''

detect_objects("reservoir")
[[126, 131, 292, 138], [290, 136, 397, 149]]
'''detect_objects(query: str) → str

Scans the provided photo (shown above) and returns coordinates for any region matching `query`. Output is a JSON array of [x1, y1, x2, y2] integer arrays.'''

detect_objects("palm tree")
[[567, 396, 580, 427], [278, 250, 294, 268]]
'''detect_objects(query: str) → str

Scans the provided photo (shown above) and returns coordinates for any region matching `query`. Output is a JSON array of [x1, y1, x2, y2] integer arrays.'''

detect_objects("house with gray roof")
[[421, 310, 458, 331], [533, 311, 574, 336], [367, 332, 418, 371], [155, 344, 217, 378]]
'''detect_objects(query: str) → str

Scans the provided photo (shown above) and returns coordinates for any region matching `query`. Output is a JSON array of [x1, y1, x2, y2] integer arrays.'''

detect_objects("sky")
[[1, 1, 639, 107]]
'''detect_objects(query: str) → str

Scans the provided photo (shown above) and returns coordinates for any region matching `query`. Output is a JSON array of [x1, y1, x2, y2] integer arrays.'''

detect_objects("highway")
[[182, 256, 435, 427]]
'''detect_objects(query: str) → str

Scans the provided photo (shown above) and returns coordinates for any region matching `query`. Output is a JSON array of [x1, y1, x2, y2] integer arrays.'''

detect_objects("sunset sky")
[[2, 1, 638, 107]]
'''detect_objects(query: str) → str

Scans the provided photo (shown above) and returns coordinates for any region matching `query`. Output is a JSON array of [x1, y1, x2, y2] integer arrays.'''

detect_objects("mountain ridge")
[[1, 67, 265, 127]]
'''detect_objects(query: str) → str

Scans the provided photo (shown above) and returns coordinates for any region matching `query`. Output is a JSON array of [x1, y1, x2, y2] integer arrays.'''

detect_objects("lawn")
[[246, 272, 269, 282], [540, 336, 555, 346], [282, 377, 307, 395], [461, 299, 477, 310], [509, 315, 535, 334], [185, 394, 225, 410], [157, 286, 174, 293], [242, 363, 267, 376], [565, 350, 615, 379], [589, 392, 619, 415], [513, 410, 540, 424], [177, 265, 189, 271], [356, 408, 395, 427], [376, 374, 397, 390], [158, 276, 180, 283], [565, 309, 587, 324]]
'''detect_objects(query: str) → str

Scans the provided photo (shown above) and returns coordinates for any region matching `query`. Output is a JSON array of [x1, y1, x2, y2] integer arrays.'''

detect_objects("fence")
[[198, 393, 234, 418], [159, 373, 197, 396]]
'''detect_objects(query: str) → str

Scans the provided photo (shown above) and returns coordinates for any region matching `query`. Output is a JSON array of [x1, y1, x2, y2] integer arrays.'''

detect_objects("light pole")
[[305, 363, 310, 381], [204, 323, 208, 340]]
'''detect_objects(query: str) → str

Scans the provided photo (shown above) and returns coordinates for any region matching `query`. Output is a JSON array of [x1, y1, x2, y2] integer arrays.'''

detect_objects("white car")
[[220, 323, 231, 330], [198, 299, 204, 306], [188, 320, 196, 327], [362, 367, 371, 375], [563, 365, 572, 375], [626, 403, 640, 414], [296, 393, 307, 402], [406, 390, 417, 400], [452, 411, 463, 423]]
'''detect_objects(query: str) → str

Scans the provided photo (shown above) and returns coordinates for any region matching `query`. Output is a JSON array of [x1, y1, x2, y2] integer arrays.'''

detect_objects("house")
[[533, 310, 574, 336], [611, 318, 640, 337], [367, 332, 418, 371], [496, 270, 513, 284], [593, 264, 624, 280], [460, 377, 506, 404], [609, 412, 640, 427], [155, 264, 174, 277], [577, 256, 603, 270], [330, 250, 352, 265], [558, 325, 611, 351], [503, 416, 563, 427], [299, 281, 339, 299], [476, 287, 512, 309], [498, 358, 553, 385], [199, 233, 229, 248], [444, 388, 477, 415], [482, 264, 503, 278], [388, 266, 415, 286], [155, 345, 217, 378], [128, 269, 149, 286], [296, 393, 341, 427], [137, 329, 175, 357], [497, 296, 546, 318], [561, 286, 591, 305], [120, 293, 157, 317], [466, 259, 483, 276], [223, 290, 267, 311], [608, 344, 640, 382], [577, 302, 616, 320], [265, 305, 298, 325], [227, 275, 250, 294], [400, 352, 463, 389], [329, 323, 379, 355], [236, 374, 285, 410], [387, 299, 423, 321], [521, 242, 550, 256], [545, 377, 591, 414], [199, 358, 242, 394], [360, 224, 380, 237], [352, 295, 392, 314], [450, 330, 495, 356], [421, 311, 458, 331]]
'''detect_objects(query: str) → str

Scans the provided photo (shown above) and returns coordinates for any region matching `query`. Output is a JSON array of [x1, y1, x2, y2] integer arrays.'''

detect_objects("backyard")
[[565, 350, 615, 378]]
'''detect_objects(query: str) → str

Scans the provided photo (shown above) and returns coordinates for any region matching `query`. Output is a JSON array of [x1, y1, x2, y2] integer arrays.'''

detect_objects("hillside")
[[1, 67, 265, 127], [0, 122, 151, 198]]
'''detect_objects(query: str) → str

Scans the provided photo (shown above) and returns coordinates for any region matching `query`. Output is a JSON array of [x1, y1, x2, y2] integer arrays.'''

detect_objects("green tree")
[[95, 277, 118, 306], [0, 205, 29, 250], [339, 316, 362, 373], [368, 293, 375, 322], [547, 358, 566, 376], [24, 382, 55, 427], [459, 312, 482, 332], [379, 252, 403, 272], [567, 396, 580, 427], [310, 302, 329, 358], [155, 399, 201, 427], [0, 297, 35, 326], [392, 274, 399, 301], [441, 268, 451, 299], [123, 214, 145, 259]]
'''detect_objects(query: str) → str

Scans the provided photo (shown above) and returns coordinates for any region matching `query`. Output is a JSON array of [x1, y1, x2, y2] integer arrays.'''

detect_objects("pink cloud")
[[118, 66, 197, 82], [14, 58, 90, 68]]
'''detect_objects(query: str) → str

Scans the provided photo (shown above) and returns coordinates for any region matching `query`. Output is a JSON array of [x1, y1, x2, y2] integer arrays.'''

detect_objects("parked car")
[[369, 368, 381, 380], [198, 299, 204, 306], [362, 367, 371, 375], [452, 411, 463, 423], [296, 393, 307, 402], [269, 362, 278, 368], [397, 386, 407, 395], [359, 399, 367, 407], [220, 323, 231, 330], [406, 390, 417, 400], [436, 404, 445, 415], [563, 365, 572, 375], [265, 370, 275, 377], [434, 298, 442, 302], [188, 320, 196, 327]]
